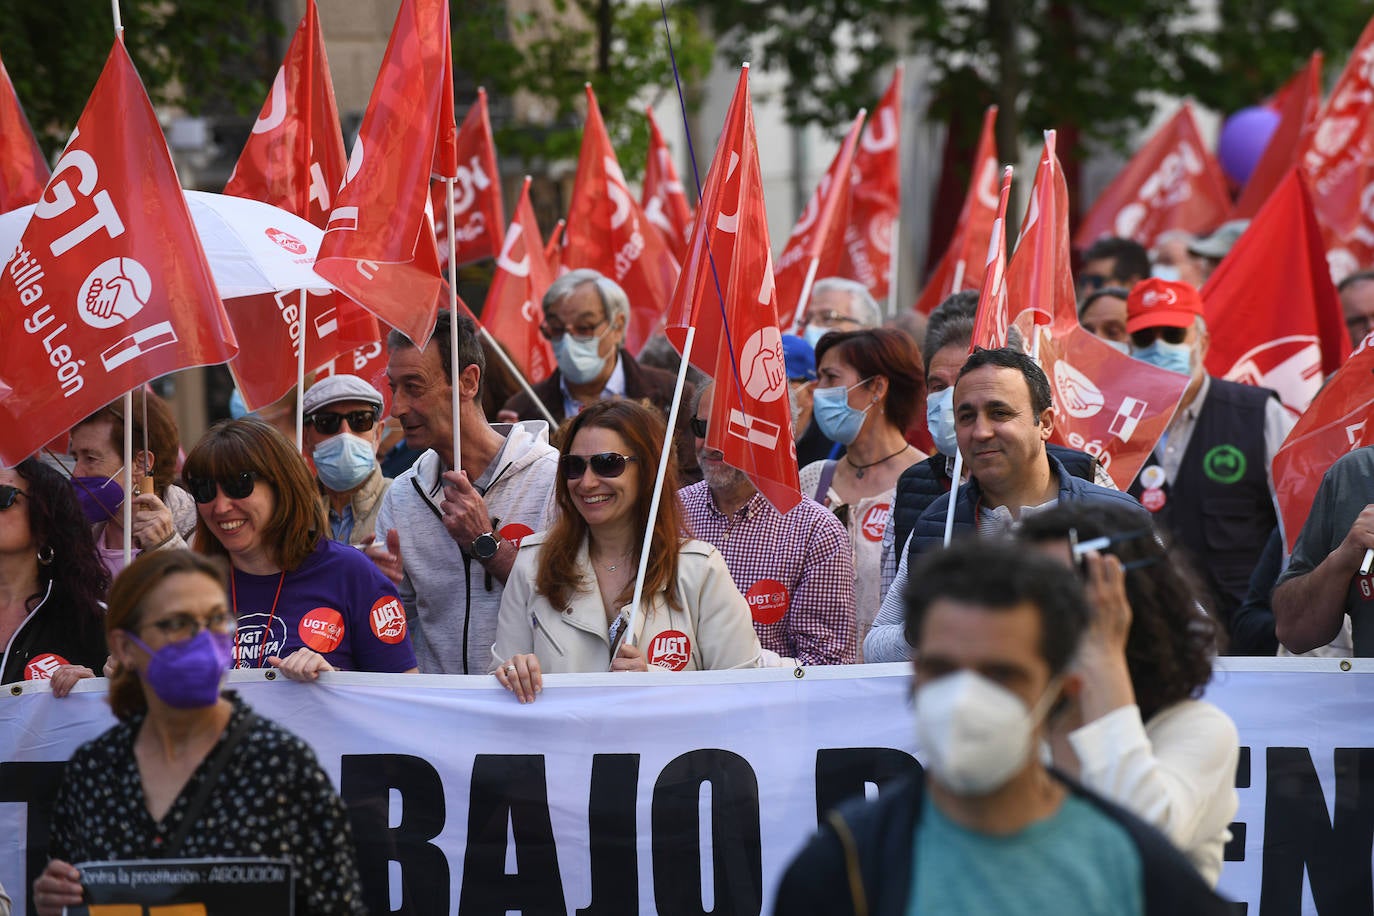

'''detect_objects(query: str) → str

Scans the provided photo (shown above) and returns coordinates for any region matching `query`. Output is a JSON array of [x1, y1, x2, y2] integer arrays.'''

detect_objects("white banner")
[[2, 660, 1372, 914]]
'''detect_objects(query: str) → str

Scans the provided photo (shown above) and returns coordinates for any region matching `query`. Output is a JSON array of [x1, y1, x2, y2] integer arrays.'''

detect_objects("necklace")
[[845, 444, 910, 479]]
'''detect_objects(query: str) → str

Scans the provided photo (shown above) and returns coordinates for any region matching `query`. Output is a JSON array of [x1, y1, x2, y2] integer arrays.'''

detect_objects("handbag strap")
[[814, 459, 839, 504], [161, 710, 258, 857]]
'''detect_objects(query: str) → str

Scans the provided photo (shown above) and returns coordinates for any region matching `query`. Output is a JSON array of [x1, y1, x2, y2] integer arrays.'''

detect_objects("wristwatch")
[[470, 531, 502, 561]]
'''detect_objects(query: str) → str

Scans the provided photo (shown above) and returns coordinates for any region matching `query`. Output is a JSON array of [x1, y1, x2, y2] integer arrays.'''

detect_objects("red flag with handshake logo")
[[1073, 104, 1231, 250], [0, 51, 49, 210], [841, 66, 901, 303], [222, 0, 379, 408], [314, 0, 458, 347], [0, 39, 236, 466], [665, 65, 800, 514]]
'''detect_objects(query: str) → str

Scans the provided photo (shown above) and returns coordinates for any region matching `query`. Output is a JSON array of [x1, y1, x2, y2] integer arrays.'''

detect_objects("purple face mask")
[[129, 629, 234, 709], [72, 475, 124, 525]]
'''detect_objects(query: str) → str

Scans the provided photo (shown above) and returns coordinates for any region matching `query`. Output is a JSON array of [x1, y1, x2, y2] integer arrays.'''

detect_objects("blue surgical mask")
[[553, 327, 611, 385], [1132, 339, 1193, 376], [1150, 264, 1181, 283], [802, 324, 828, 350], [1103, 338, 1131, 356], [312, 432, 376, 492], [812, 378, 874, 445], [926, 388, 957, 457]]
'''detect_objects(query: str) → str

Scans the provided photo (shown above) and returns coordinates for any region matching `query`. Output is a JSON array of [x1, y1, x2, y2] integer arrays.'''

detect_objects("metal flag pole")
[[296, 290, 308, 452], [447, 177, 463, 468], [122, 390, 133, 566]]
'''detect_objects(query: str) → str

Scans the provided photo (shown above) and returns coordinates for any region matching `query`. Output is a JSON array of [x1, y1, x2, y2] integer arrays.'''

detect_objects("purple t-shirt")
[[230, 539, 416, 673]]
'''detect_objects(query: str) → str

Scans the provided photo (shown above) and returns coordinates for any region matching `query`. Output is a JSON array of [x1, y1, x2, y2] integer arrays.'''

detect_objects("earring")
[[37, 545, 54, 566]]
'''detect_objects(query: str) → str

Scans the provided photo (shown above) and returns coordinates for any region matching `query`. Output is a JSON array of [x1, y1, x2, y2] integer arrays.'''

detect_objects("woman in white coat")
[[492, 399, 760, 701]]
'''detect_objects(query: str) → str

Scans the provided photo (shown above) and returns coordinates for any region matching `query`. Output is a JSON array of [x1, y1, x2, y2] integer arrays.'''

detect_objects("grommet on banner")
[[1341, 660, 1352, 672], [9, 684, 21, 696], [265, 670, 277, 681], [793, 666, 805, 679]]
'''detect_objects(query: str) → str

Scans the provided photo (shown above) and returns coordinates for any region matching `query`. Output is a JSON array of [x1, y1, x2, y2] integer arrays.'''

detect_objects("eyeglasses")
[[1077, 273, 1110, 292], [802, 309, 860, 329], [1129, 326, 1189, 348], [0, 485, 26, 511], [560, 452, 638, 480], [185, 471, 259, 504], [539, 317, 609, 343], [305, 409, 379, 435], [140, 610, 236, 641], [690, 417, 708, 438]]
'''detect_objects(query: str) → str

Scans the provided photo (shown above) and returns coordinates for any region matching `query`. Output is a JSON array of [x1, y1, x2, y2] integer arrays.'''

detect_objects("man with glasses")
[[1124, 278, 1292, 638], [798, 277, 882, 349], [1076, 236, 1150, 300], [301, 374, 391, 547]]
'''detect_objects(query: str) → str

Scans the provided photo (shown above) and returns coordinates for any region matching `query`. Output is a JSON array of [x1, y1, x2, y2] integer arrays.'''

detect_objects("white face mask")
[[553, 324, 612, 384], [914, 669, 1061, 796]]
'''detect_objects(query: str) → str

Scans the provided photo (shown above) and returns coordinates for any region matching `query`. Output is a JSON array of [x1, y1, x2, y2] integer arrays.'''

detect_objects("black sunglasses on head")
[[0, 485, 25, 511], [306, 409, 379, 435], [559, 452, 638, 480], [186, 471, 260, 504]]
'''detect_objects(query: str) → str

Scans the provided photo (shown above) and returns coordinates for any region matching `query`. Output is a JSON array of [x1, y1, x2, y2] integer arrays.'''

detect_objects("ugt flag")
[[0, 50, 49, 210], [841, 66, 901, 303], [482, 176, 556, 383]]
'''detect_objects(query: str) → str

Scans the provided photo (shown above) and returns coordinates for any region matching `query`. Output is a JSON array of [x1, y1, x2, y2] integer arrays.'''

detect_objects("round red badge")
[[24, 653, 68, 680], [1358, 574, 1374, 601], [1141, 488, 1166, 513], [370, 596, 408, 644], [746, 579, 790, 625], [861, 503, 891, 542], [499, 523, 535, 549], [647, 629, 691, 671], [299, 607, 345, 653]]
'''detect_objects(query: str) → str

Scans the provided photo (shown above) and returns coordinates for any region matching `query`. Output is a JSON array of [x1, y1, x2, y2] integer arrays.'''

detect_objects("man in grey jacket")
[[369, 311, 560, 674]]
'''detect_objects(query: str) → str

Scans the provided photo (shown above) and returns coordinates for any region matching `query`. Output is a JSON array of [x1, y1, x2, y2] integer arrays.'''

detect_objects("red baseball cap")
[[1125, 278, 1205, 334]]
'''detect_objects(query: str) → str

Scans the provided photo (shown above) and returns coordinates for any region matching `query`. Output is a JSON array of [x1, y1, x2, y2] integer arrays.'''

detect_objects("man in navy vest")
[[1123, 279, 1292, 640]]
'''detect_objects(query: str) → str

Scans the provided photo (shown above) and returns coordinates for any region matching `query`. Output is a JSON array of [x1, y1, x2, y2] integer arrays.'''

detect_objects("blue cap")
[[781, 333, 816, 381]]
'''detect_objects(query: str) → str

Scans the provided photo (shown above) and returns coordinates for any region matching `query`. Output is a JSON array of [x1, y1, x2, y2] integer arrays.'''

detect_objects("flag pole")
[[111, 0, 122, 35], [950, 259, 966, 295], [122, 390, 133, 566], [941, 449, 963, 548], [477, 325, 557, 427], [623, 324, 695, 655], [792, 256, 820, 333], [886, 215, 901, 317], [447, 177, 463, 468], [296, 290, 308, 452]]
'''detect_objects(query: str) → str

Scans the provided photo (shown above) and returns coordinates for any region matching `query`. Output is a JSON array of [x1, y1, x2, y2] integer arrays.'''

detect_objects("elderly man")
[[798, 276, 882, 348], [371, 311, 560, 674], [1337, 269, 1374, 347], [679, 382, 856, 665], [301, 374, 391, 546], [1188, 219, 1248, 285], [1123, 278, 1291, 636], [775, 540, 1229, 915]]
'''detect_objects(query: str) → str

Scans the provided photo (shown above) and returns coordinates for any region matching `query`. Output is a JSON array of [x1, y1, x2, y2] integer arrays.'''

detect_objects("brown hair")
[[72, 389, 181, 497], [815, 327, 927, 433], [536, 399, 685, 614], [182, 418, 326, 571], [106, 550, 228, 722]]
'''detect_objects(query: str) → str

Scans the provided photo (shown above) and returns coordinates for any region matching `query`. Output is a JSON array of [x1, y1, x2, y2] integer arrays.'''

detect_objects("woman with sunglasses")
[[492, 399, 760, 700], [1018, 502, 1238, 887], [799, 328, 926, 661], [0, 459, 110, 687], [184, 418, 417, 680], [32, 550, 366, 916]]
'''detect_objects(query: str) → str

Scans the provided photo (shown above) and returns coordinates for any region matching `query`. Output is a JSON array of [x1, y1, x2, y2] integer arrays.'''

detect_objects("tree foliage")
[[0, 0, 281, 154]]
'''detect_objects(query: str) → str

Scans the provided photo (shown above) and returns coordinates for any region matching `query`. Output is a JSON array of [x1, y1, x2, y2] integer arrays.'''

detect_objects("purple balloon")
[[1217, 106, 1281, 186]]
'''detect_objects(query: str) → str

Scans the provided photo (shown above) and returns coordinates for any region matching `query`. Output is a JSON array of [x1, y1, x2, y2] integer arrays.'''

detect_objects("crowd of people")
[[7, 240, 1373, 912]]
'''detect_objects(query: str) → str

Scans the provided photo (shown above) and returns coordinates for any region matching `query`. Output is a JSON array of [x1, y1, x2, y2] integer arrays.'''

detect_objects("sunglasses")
[[185, 471, 260, 504], [690, 417, 708, 438], [1130, 326, 1188, 348], [0, 485, 26, 511], [306, 409, 378, 435], [560, 452, 638, 480]]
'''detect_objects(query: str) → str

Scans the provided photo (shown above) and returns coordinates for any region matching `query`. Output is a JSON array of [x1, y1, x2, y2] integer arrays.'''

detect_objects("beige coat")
[[491, 531, 762, 673]]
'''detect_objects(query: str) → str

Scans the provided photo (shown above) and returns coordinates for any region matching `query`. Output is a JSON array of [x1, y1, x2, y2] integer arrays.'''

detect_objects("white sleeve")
[[864, 530, 913, 663]]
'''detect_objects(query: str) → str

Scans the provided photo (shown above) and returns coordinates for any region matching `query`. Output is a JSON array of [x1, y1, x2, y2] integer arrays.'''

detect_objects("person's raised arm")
[[1273, 505, 1374, 653]]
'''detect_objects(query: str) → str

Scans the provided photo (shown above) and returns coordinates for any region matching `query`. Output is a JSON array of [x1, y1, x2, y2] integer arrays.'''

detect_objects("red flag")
[[1272, 330, 1374, 551], [544, 219, 565, 274], [642, 107, 694, 262], [0, 40, 237, 466], [1233, 52, 1324, 220], [1202, 170, 1351, 419], [1302, 17, 1374, 282], [913, 106, 1000, 315], [483, 177, 555, 382], [773, 111, 865, 330], [0, 52, 49, 210], [314, 0, 458, 347], [1007, 131, 1077, 337], [1073, 104, 1231, 250], [665, 66, 800, 512], [222, 0, 380, 409], [970, 167, 1012, 349], [432, 88, 505, 269], [841, 67, 902, 303], [563, 85, 680, 353]]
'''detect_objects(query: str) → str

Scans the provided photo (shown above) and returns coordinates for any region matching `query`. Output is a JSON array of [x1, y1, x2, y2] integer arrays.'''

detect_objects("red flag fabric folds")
[[0, 40, 237, 466], [1073, 104, 1231, 250], [1007, 131, 1077, 337], [314, 0, 458, 347], [665, 66, 800, 513], [433, 88, 505, 270], [483, 177, 556, 383], [563, 85, 680, 353], [0, 52, 49, 210], [773, 110, 865, 330], [1233, 52, 1323, 220], [913, 106, 999, 315], [1202, 170, 1351, 419], [841, 67, 901, 304], [970, 166, 1012, 350], [642, 107, 694, 262]]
